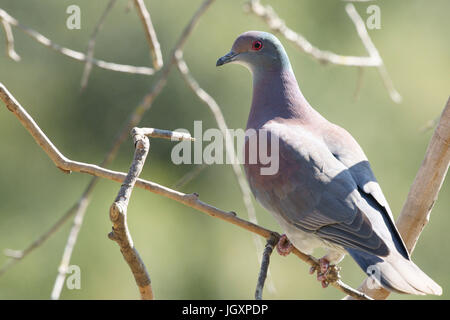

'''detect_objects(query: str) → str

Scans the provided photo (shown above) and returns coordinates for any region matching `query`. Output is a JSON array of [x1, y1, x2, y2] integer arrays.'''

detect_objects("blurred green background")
[[0, 0, 448, 300]]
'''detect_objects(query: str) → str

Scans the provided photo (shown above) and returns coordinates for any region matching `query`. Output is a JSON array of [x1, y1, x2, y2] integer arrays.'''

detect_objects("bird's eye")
[[251, 40, 263, 51]]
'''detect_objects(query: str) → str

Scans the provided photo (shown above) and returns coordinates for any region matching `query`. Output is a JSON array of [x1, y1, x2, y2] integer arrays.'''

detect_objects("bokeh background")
[[0, 0, 448, 300]]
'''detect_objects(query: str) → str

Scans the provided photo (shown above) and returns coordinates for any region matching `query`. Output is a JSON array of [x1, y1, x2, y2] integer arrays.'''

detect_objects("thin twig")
[[0, 8, 155, 75], [244, 0, 380, 67], [133, 0, 163, 70], [0, 81, 369, 300], [134, 127, 195, 141], [0, 178, 100, 278], [108, 129, 153, 299], [46, 0, 215, 300], [344, 97, 450, 300], [50, 189, 91, 299], [244, 1, 402, 103], [0, 16, 20, 61], [255, 234, 278, 300], [104, 0, 216, 165], [175, 51, 276, 293], [80, 0, 117, 91], [172, 164, 208, 189], [0, 197, 81, 276], [344, 3, 402, 103], [1, 0, 211, 293]]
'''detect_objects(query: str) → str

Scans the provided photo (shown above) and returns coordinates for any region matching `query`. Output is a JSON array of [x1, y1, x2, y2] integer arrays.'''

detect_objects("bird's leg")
[[276, 234, 293, 256]]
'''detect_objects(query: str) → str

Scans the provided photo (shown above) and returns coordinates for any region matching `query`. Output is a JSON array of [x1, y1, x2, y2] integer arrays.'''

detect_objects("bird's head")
[[216, 31, 291, 73]]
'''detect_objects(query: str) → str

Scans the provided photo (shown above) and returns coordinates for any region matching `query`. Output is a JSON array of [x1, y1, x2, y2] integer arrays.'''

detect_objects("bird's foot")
[[276, 234, 293, 256], [309, 257, 340, 288]]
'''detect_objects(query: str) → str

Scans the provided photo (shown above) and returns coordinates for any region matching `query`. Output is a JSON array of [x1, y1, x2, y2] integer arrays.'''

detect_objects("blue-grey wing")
[[321, 123, 410, 259], [251, 122, 390, 256]]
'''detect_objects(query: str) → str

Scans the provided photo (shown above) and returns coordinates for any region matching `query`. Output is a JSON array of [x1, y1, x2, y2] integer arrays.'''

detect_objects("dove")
[[216, 31, 442, 295]]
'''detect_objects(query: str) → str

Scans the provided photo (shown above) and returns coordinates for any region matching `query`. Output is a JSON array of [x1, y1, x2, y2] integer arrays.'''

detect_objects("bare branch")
[[106, 0, 216, 160], [244, 0, 379, 67], [0, 8, 155, 76], [108, 129, 153, 300], [244, 1, 402, 103], [133, 0, 163, 70], [345, 97, 450, 299], [175, 52, 258, 227], [255, 234, 277, 300], [0, 80, 272, 243], [0, 16, 20, 61], [50, 190, 91, 299], [398, 97, 450, 252], [80, 0, 117, 90], [175, 51, 276, 293], [0, 0, 216, 299], [0, 81, 369, 300], [0, 198, 78, 276], [344, 3, 402, 103], [134, 127, 194, 141]]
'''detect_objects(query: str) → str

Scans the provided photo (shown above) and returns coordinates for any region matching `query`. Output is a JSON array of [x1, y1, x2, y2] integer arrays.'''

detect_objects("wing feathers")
[[257, 122, 391, 257]]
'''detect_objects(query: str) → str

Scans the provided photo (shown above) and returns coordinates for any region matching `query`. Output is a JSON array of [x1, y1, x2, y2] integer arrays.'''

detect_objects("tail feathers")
[[347, 248, 442, 296]]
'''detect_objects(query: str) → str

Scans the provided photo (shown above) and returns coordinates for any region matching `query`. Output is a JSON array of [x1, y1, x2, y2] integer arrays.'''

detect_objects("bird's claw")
[[310, 257, 340, 288], [276, 234, 293, 256]]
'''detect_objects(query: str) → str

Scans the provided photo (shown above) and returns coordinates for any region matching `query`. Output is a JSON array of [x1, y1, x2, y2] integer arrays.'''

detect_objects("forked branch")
[[244, 0, 402, 103], [0, 8, 155, 75], [108, 129, 152, 300], [0, 82, 369, 300]]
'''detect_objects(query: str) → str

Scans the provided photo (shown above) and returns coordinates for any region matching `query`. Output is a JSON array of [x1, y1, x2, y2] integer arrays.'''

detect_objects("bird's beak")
[[216, 51, 238, 67]]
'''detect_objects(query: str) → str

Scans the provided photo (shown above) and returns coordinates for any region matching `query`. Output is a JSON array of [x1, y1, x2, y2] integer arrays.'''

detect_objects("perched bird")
[[216, 31, 442, 295]]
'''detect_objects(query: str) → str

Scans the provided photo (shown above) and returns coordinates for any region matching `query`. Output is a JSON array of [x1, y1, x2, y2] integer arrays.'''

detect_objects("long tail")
[[347, 248, 442, 295]]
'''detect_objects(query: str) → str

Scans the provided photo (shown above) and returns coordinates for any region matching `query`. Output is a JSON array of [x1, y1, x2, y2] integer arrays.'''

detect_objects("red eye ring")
[[252, 40, 263, 51]]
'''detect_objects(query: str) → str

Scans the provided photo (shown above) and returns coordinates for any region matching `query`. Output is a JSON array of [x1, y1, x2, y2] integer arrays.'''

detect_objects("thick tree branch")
[[0, 81, 369, 300], [397, 97, 450, 252], [108, 129, 153, 300]]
